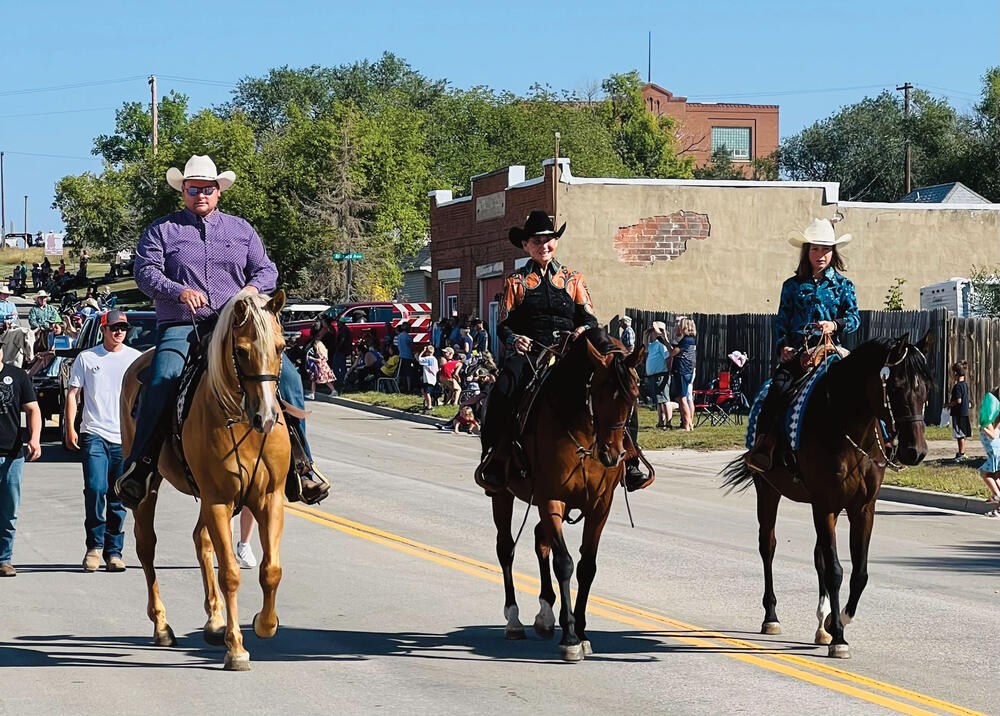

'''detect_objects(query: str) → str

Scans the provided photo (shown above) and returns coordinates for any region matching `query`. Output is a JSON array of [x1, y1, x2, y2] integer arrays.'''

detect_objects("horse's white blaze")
[[816, 595, 831, 624], [536, 598, 555, 630], [258, 384, 279, 434]]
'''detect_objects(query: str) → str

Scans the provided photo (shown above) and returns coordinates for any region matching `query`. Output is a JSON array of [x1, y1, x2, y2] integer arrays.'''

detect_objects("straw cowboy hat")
[[788, 218, 852, 248], [35, 290, 49, 299], [166, 155, 236, 192], [0, 285, 10, 295], [508, 210, 566, 248]]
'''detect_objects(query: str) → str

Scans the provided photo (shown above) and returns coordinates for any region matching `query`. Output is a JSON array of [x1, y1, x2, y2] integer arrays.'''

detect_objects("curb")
[[314, 395, 996, 516]]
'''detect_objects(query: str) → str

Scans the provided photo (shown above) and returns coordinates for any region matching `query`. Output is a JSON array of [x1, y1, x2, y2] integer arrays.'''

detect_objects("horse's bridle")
[[229, 314, 281, 419], [879, 345, 926, 436]]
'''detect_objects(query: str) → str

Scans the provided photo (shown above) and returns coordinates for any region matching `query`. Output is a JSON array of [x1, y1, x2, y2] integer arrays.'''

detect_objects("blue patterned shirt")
[[774, 268, 860, 353], [135, 209, 278, 325]]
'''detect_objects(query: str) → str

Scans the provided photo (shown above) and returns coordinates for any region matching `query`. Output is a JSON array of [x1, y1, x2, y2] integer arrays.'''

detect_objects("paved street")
[[2, 402, 997, 715]]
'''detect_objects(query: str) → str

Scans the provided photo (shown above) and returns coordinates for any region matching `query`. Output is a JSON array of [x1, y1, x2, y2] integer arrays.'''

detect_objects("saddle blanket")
[[745, 355, 840, 452]]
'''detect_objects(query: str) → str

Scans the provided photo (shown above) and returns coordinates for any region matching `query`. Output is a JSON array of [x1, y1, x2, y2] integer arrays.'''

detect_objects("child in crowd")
[[945, 360, 971, 461], [438, 347, 462, 405], [418, 344, 438, 410], [453, 405, 480, 435], [978, 388, 1000, 517], [305, 329, 336, 400]]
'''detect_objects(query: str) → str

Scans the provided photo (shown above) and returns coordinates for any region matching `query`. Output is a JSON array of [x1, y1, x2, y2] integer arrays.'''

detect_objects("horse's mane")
[[544, 327, 624, 426], [205, 290, 279, 416], [827, 336, 932, 389]]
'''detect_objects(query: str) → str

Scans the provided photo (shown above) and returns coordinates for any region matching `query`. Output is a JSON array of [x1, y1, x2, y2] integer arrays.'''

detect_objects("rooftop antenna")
[[647, 31, 651, 83]]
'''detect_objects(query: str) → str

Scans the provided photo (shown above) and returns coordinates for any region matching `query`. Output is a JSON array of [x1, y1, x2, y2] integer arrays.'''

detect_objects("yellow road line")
[[286, 503, 984, 716]]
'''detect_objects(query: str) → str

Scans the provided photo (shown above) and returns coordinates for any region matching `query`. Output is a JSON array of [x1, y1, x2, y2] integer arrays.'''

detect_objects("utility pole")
[[0, 151, 5, 246], [149, 75, 158, 156], [23, 195, 28, 237], [648, 31, 651, 83], [896, 82, 913, 195]]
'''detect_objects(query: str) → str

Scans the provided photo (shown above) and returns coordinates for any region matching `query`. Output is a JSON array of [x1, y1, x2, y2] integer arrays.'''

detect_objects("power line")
[[686, 83, 896, 101], [0, 107, 116, 120], [0, 75, 148, 98], [3, 150, 98, 161], [158, 74, 239, 89]]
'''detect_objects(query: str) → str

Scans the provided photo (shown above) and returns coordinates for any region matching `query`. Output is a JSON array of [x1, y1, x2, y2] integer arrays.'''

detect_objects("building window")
[[711, 127, 751, 161]]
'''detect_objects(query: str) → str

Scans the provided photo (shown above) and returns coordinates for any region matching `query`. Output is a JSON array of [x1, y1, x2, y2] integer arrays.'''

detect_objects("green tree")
[[52, 171, 137, 252], [884, 277, 906, 311], [970, 265, 1000, 316]]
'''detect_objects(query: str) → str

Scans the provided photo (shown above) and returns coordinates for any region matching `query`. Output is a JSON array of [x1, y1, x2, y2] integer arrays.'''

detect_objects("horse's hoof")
[[580, 640, 593, 656], [761, 621, 782, 635], [223, 652, 251, 671], [154, 625, 177, 647], [253, 612, 278, 639], [828, 643, 850, 659], [814, 629, 833, 646], [505, 627, 526, 641], [534, 622, 555, 639], [203, 624, 226, 646], [560, 643, 585, 662]]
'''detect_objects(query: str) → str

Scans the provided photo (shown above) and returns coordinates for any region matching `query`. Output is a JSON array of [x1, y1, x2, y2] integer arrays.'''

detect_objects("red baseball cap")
[[100, 310, 129, 328]]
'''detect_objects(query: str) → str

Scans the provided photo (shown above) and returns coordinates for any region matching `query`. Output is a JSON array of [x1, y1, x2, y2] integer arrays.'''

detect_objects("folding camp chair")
[[376, 358, 402, 393]]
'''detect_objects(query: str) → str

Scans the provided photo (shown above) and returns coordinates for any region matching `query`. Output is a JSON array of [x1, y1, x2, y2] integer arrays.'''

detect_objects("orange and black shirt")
[[498, 259, 598, 349]]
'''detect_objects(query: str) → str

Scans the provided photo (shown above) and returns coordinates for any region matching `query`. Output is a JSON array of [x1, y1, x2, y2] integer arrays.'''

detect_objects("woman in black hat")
[[477, 211, 648, 492]]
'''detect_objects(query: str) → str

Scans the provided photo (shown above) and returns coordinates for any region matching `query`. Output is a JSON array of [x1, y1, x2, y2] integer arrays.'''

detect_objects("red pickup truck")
[[284, 301, 432, 347]]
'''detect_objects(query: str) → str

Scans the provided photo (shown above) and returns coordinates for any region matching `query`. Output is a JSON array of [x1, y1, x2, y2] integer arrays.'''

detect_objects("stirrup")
[[474, 447, 507, 493], [745, 435, 775, 474], [115, 457, 155, 510]]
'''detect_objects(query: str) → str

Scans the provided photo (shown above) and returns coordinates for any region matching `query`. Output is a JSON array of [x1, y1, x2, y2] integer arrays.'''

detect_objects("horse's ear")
[[585, 337, 612, 369], [916, 330, 935, 355], [624, 342, 645, 370], [266, 289, 286, 315], [233, 299, 250, 326]]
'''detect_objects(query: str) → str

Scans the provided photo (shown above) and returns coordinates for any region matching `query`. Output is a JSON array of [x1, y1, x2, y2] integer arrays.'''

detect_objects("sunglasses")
[[105, 324, 128, 333], [185, 186, 217, 196]]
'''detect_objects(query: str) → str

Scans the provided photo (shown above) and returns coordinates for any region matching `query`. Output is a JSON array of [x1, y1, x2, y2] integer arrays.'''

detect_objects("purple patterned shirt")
[[135, 209, 278, 325]]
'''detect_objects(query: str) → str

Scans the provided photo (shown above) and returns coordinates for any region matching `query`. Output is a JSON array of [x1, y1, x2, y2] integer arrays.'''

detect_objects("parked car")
[[280, 302, 334, 342], [53, 310, 157, 447], [284, 302, 432, 348]]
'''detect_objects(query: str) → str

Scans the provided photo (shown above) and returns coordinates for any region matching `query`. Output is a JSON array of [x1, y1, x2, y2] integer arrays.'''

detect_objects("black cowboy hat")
[[508, 210, 566, 248]]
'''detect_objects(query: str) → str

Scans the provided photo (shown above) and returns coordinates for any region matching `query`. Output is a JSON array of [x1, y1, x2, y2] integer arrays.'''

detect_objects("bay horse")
[[120, 289, 291, 671], [489, 327, 644, 661], [722, 333, 932, 658]]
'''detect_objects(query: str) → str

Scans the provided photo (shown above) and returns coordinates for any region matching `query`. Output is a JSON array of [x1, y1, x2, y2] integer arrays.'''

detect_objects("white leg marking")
[[816, 595, 831, 625], [840, 609, 852, 626]]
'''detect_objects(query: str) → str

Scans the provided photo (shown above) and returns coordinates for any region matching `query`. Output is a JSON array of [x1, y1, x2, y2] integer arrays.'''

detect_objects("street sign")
[[332, 252, 344, 260], [333, 252, 364, 260]]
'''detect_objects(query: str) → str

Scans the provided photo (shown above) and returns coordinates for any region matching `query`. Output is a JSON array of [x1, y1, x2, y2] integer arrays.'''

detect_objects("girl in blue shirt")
[[746, 219, 860, 473]]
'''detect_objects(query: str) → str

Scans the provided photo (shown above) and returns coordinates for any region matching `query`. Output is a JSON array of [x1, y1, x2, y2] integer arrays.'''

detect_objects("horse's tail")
[[720, 454, 756, 494]]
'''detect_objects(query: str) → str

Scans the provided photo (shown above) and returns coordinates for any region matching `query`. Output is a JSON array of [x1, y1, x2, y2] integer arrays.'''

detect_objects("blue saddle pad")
[[745, 355, 841, 451]]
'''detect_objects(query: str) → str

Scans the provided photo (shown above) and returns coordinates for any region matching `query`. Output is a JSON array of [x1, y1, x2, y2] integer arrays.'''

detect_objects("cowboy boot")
[[475, 442, 510, 493], [623, 458, 651, 492], [115, 441, 163, 511], [284, 419, 330, 505]]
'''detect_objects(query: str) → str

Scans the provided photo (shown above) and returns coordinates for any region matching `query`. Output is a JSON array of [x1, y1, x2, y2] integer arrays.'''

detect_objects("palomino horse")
[[723, 334, 932, 658], [120, 290, 291, 670], [490, 327, 644, 661]]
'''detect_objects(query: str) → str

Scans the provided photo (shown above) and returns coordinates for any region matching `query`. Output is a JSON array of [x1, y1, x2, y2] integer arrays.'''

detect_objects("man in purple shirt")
[[115, 155, 329, 508]]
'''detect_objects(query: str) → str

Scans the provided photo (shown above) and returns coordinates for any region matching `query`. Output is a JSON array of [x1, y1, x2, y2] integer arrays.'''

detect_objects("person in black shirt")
[[945, 360, 971, 462], [477, 210, 648, 492], [0, 363, 43, 577]]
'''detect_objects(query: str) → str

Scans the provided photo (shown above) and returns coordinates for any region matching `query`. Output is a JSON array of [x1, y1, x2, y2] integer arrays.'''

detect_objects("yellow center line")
[[286, 503, 983, 716]]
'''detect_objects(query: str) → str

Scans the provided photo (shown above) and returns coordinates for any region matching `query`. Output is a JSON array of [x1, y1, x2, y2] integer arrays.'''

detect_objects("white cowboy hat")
[[788, 218, 852, 248], [0, 285, 10, 295], [35, 290, 49, 298], [166, 155, 236, 192]]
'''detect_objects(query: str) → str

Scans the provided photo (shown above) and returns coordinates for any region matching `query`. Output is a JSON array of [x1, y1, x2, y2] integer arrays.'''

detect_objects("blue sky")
[[2, 0, 997, 233]]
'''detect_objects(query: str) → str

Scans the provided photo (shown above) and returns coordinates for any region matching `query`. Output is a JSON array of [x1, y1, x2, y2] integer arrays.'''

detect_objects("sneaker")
[[305, 392, 315, 400], [105, 555, 126, 572], [235, 541, 257, 569], [0, 563, 15, 577], [83, 549, 101, 572], [954, 453, 966, 462]]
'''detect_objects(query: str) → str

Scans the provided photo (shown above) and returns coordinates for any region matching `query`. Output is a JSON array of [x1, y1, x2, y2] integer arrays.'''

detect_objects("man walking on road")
[[0, 362, 43, 577], [65, 310, 141, 572]]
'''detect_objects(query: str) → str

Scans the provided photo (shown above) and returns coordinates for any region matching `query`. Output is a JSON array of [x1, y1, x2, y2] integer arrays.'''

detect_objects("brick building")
[[641, 83, 778, 171]]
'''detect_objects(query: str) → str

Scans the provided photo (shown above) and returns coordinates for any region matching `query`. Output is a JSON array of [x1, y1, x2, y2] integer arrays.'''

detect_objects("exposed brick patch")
[[613, 211, 711, 266]]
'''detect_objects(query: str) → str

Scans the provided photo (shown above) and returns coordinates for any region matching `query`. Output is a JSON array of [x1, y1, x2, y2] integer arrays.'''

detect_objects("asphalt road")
[[1, 403, 998, 715]]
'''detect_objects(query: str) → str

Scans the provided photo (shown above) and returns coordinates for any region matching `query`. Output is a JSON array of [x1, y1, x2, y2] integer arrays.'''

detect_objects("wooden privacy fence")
[[620, 308, 993, 425]]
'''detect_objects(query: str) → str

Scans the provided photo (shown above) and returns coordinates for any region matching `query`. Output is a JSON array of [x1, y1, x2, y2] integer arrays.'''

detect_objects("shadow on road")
[[1, 624, 822, 670], [884, 540, 1000, 574]]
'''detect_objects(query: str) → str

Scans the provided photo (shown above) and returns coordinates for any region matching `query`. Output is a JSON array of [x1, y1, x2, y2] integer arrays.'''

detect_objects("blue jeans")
[[129, 322, 311, 464], [81, 433, 126, 557], [0, 454, 25, 564]]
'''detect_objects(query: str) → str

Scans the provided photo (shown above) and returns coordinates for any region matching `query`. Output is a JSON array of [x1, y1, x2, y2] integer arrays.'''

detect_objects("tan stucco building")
[[429, 159, 1000, 331]]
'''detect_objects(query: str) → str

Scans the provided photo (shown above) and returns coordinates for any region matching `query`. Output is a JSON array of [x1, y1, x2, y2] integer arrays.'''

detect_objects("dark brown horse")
[[723, 333, 932, 658], [490, 327, 644, 661]]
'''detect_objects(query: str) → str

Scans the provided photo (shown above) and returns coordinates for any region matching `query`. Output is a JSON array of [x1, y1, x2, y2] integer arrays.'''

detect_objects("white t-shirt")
[[68, 344, 142, 444], [418, 355, 438, 385]]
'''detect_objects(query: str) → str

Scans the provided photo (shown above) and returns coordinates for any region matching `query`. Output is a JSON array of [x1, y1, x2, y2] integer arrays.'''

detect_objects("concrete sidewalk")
[[311, 393, 996, 516]]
